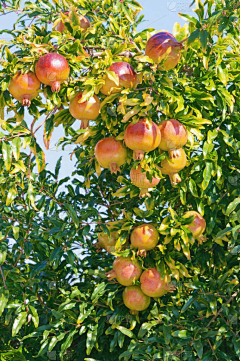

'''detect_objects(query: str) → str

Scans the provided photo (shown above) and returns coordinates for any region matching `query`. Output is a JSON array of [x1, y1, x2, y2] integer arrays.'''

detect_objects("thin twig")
[[0, 265, 7, 289], [33, 105, 58, 134]]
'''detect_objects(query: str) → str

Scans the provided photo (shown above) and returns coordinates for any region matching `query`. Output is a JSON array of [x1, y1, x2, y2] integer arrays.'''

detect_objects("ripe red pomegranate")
[[140, 268, 175, 297], [160, 148, 186, 185], [55, 12, 90, 33], [35, 53, 70, 92], [101, 61, 137, 95], [124, 119, 161, 160], [130, 223, 159, 257], [159, 119, 188, 152], [106, 256, 142, 286], [8, 71, 41, 107], [69, 92, 100, 129], [123, 285, 150, 313], [183, 211, 206, 239], [130, 165, 160, 197], [95, 137, 127, 174], [145, 31, 182, 70]]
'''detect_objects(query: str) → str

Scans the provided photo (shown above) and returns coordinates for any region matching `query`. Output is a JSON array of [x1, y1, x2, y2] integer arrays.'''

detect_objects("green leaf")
[[163, 324, 172, 344], [215, 227, 232, 240], [30, 139, 45, 173], [116, 326, 135, 338], [91, 282, 106, 303], [86, 324, 98, 355], [193, 340, 203, 358], [199, 30, 208, 52], [171, 330, 190, 339], [2, 141, 12, 171], [202, 162, 212, 190], [226, 198, 240, 216], [12, 137, 21, 161], [187, 29, 200, 45], [188, 179, 198, 197], [65, 204, 79, 228], [12, 312, 27, 337], [29, 305, 39, 328], [0, 289, 9, 316], [216, 64, 229, 86], [43, 114, 54, 150], [60, 329, 78, 358]]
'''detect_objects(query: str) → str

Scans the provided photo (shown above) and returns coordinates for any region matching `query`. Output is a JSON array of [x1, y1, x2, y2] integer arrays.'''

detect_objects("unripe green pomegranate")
[[160, 148, 186, 185], [124, 118, 161, 160], [145, 31, 182, 70], [106, 256, 142, 286], [183, 211, 206, 239], [130, 165, 160, 197], [123, 285, 150, 313], [140, 268, 175, 297], [69, 91, 100, 129], [130, 223, 159, 257], [159, 119, 188, 151], [8, 71, 41, 107], [95, 137, 127, 174]]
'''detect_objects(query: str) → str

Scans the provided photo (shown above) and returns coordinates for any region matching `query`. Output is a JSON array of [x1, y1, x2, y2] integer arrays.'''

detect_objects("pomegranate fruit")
[[35, 53, 70, 92], [160, 148, 186, 185], [140, 268, 175, 297], [124, 118, 161, 160], [183, 211, 206, 239], [106, 256, 142, 286], [8, 71, 41, 107], [159, 119, 188, 152], [97, 231, 118, 253], [69, 92, 100, 129], [130, 165, 160, 197], [95, 137, 127, 174], [101, 61, 137, 95], [145, 31, 182, 70], [123, 285, 150, 313], [55, 12, 90, 33], [130, 223, 159, 257]]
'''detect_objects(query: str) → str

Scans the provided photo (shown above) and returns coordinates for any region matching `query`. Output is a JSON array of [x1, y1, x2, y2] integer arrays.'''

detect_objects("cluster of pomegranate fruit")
[[102, 211, 206, 313]]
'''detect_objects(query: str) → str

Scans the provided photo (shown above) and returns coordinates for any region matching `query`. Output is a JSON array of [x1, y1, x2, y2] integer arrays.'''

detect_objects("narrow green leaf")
[[2, 141, 12, 171], [65, 204, 79, 228], [12, 312, 27, 337], [12, 137, 21, 161]]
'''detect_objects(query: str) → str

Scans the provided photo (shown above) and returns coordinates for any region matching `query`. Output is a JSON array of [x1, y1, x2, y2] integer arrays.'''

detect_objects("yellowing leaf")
[[141, 93, 153, 106], [122, 106, 141, 123]]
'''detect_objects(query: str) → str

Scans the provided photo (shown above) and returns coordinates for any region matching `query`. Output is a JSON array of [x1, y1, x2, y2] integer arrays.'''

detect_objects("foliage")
[[0, 0, 240, 360]]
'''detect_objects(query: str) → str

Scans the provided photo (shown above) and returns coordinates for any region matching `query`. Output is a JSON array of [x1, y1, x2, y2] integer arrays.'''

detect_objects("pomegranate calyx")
[[169, 173, 181, 185], [133, 150, 145, 160], [110, 162, 121, 174], [22, 95, 31, 107], [139, 188, 151, 198], [106, 269, 116, 281], [51, 81, 61, 93], [80, 119, 90, 129], [137, 249, 147, 257]]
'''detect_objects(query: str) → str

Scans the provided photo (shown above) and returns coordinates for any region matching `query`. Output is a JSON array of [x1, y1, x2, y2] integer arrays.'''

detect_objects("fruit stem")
[[110, 163, 121, 174], [51, 81, 61, 93], [169, 173, 181, 185], [106, 269, 116, 281], [137, 249, 147, 257], [139, 188, 151, 198], [80, 119, 90, 129], [134, 150, 144, 160]]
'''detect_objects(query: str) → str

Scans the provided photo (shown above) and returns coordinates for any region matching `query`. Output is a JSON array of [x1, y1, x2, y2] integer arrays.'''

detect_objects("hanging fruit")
[[123, 285, 150, 313], [106, 256, 142, 286], [124, 118, 161, 160], [160, 148, 187, 185], [145, 31, 182, 70], [183, 211, 206, 243], [95, 137, 127, 174], [8, 71, 41, 107], [158, 119, 188, 153], [35, 53, 70, 93], [130, 223, 159, 257], [140, 268, 175, 297], [55, 12, 90, 33], [101, 61, 137, 95], [69, 92, 100, 129], [130, 165, 160, 197]]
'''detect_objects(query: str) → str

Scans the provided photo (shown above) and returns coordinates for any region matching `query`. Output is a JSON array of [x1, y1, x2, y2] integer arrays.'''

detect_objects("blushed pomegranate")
[[35, 53, 70, 92], [101, 61, 137, 95], [124, 119, 161, 160], [97, 230, 118, 253], [130, 223, 159, 257], [183, 211, 206, 239], [69, 92, 100, 129], [145, 31, 182, 70], [160, 148, 186, 185], [123, 285, 150, 313], [130, 165, 160, 197], [55, 12, 90, 33], [140, 268, 175, 297], [159, 119, 188, 152], [106, 256, 142, 286], [95, 137, 127, 174], [8, 71, 41, 107]]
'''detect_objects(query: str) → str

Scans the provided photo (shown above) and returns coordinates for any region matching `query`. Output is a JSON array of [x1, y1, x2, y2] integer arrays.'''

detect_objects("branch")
[[92, 50, 135, 58], [207, 283, 240, 327], [33, 105, 58, 134], [0, 265, 7, 290]]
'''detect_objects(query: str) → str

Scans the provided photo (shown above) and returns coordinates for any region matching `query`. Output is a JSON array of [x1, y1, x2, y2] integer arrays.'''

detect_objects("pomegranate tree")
[[160, 148, 187, 185], [140, 268, 175, 297], [145, 31, 182, 70], [94, 137, 127, 174], [69, 92, 100, 129], [158, 119, 188, 152], [124, 118, 161, 160], [122, 285, 150, 313], [130, 223, 159, 256], [8, 71, 41, 107], [101, 61, 137, 95], [35, 53, 70, 92], [55, 12, 90, 33], [183, 211, 206, 241], [106, 256, 142, 286], [130, 165, 160, 197]]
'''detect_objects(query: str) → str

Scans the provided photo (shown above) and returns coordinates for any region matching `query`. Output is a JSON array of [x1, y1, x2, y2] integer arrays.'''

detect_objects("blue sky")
[[0, 0, 193, 178]]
